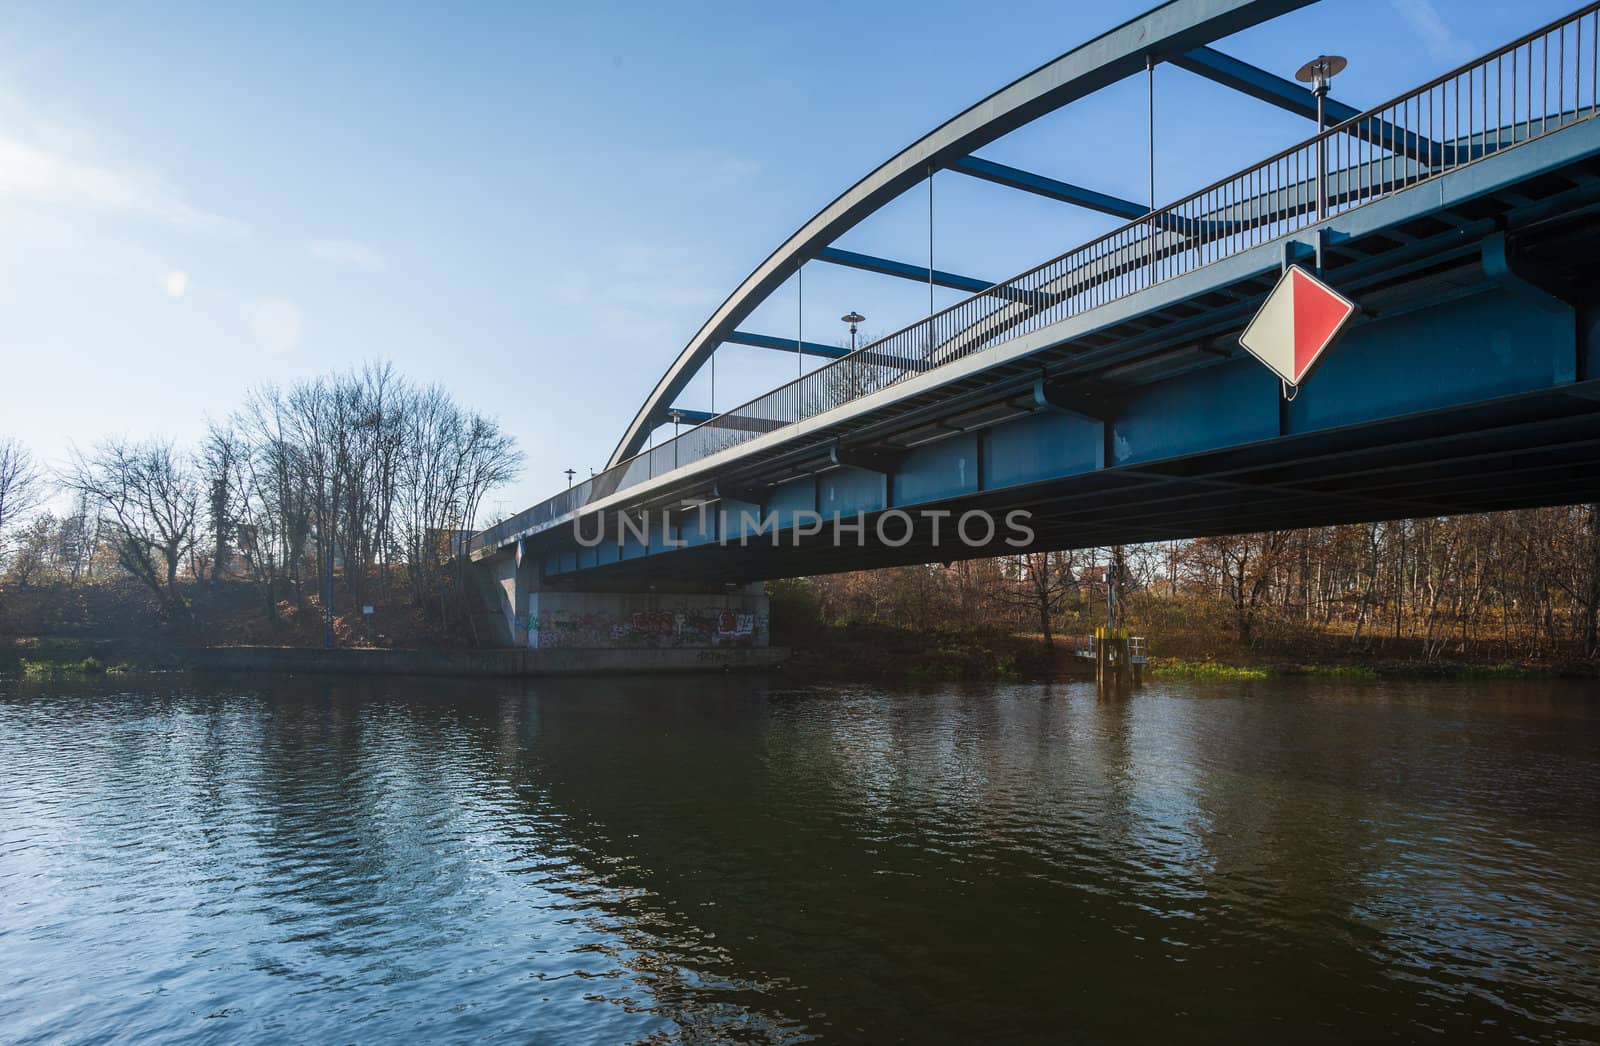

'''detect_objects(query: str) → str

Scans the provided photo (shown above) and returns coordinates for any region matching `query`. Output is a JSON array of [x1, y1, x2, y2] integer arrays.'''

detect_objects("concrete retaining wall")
[[526, 587, 770, 650]]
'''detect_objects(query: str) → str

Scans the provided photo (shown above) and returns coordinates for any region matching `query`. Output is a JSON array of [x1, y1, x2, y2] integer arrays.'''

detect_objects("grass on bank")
[[1150, 658, 1564, 681], [18, 657, 131, 680], [1148, 659, 1269, 680]]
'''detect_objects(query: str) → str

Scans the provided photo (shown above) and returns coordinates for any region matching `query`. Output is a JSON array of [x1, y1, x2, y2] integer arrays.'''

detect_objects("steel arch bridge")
[[472, 0, 1600, 650]]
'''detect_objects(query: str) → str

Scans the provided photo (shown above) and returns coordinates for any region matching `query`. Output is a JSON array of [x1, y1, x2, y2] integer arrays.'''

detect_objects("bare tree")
[[1183, 531, 1294, 645], [5, 513, 56, 587], [63, 438, 200, 613], [395, 385, 521, 614], [0, 437, 44, 564], [242, 384, 312, 599], [1009, 551, 1076, 650]]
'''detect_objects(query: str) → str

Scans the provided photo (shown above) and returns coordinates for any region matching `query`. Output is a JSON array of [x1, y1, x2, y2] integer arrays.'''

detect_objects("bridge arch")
[[608, 0, 1319, 467]]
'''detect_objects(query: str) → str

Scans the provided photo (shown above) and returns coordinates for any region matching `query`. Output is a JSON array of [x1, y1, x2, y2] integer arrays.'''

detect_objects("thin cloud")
[[309, 238, 388, 272], [1391, 0, 1474, 64], [0, 134, 248, 237]]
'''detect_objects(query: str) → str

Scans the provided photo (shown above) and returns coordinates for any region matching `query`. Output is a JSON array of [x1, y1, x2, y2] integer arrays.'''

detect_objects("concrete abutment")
[[478, 540, 770, 652]]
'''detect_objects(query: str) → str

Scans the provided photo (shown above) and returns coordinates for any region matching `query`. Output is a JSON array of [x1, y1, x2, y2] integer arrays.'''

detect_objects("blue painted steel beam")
[[1172, 47, 1443, 163], [816, 246, 996, 295], [723, 330, 850, 359], [949, 155, 1200, 238], [947, 156, 1149, 219], [817, 247, 1051, 308], [1171, 46, 1359, 124]]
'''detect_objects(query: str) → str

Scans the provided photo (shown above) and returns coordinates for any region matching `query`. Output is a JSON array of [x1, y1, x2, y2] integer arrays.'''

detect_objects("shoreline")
[[1, 638, 787, 680], [3, 633, 1594, 685]]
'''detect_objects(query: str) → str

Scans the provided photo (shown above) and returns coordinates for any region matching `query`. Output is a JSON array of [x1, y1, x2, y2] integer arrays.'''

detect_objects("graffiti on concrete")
[[530, 603, 769, 649]]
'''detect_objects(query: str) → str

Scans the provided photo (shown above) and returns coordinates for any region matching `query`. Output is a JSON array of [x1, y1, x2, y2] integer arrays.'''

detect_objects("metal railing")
[[472, 3, 1600, 554], [1068, 634, 1148, 664]]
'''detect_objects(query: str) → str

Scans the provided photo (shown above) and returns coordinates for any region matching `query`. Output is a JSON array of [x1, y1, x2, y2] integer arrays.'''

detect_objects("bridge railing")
[[472, 2, 1600, 555]]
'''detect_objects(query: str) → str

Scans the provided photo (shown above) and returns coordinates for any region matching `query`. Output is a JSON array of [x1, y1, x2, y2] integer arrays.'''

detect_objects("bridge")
[[471, 0, 1600, 652]]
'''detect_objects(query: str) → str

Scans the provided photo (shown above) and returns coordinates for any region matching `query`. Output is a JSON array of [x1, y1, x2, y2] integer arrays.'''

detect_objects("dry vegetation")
[[0, 364, 520, 653], [773, 510, 1600, 677]]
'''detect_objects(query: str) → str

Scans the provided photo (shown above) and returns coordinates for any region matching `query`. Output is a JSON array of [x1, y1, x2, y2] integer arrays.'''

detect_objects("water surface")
[[1, 674, 1596, 1043]]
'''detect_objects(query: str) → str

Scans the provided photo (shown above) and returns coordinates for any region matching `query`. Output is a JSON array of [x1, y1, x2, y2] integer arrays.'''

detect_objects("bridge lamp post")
[[841, 311, 865, 353], [564, 468, 576, 489], [666, 411, 686, 469], [1296, 54, 1347, 223]]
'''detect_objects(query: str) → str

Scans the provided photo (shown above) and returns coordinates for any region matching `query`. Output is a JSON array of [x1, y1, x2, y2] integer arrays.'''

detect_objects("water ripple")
[[0, 676, 1595, 1043]]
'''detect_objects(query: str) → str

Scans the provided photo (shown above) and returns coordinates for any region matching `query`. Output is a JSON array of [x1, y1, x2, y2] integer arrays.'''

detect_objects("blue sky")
[[0, 0, 1579, 519]]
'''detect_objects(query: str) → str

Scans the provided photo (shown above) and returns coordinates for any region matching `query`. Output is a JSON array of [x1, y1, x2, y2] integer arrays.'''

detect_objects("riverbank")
[[0, 577, 473, 650], [1, 637, 787, 679], [1146, 657, 1580, 681], [765, 610, 1600, 684], [7, 629, 1591, 686]]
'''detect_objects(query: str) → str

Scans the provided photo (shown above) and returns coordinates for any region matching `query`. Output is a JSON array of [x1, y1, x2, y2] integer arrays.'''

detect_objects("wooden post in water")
[[1096, 626, 1131, 695], [1113, 629, 1129, 693], [1095, 626, 1108, 693]]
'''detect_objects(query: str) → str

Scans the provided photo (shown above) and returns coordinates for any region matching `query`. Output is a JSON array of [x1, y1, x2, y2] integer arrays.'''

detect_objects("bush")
[[766, 577, 821, 642]]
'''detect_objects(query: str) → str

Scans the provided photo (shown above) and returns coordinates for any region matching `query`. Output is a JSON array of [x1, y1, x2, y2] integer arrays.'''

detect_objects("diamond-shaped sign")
[[1238, 264, 1357, 387]]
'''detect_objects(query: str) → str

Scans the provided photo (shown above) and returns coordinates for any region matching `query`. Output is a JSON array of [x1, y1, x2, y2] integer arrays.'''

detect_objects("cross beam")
[[723, 330, 850, 359], [815, 246, 996, 295], [1172, 47, 1440, 163], [1171, 46, 1360, 124], [948, 156, 1149, 219], [816, 246, 1047, 305]]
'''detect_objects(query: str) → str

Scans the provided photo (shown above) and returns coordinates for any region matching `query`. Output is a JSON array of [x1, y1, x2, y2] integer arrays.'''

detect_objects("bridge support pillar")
[[483, 539, 540, 646]]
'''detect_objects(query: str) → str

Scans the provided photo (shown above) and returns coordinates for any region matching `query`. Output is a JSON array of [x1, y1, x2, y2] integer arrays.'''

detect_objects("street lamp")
[[841, 311, 866, 353], [564, 468, 576, 489], [1296, 54, 1347, 222], [1294, 54, 1348, 130]]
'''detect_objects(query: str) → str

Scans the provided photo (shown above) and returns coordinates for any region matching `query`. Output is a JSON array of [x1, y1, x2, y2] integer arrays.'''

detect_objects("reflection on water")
[[0, 675, 1595, 1043]]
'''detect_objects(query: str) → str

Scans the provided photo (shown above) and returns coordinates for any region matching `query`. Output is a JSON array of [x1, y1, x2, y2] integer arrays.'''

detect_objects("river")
[[0, 674, 1595, 1043]]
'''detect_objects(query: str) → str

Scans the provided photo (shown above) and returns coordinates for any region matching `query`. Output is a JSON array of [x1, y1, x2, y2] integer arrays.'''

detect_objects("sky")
[[0, 0, 1581, 521]]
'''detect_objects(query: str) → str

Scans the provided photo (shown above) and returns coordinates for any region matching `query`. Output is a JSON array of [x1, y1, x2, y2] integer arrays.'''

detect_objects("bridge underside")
[[554, 380, 1600, 590], [514, 127, 1600, 592]]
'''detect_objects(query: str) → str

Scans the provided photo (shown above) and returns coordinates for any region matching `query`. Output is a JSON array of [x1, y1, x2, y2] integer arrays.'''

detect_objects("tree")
[[0, 437, 43, 565], [64, 438, 200, 613], [1183, 531, 1294, 645], [395, 384, 521, 615], [6, 513, 56, 587], [201, 420, 247, 584], [1009, 551, 1076, 649]]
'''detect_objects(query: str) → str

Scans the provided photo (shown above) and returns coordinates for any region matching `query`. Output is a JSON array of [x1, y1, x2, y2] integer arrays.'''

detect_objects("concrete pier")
[[481, 537, 771, 653]]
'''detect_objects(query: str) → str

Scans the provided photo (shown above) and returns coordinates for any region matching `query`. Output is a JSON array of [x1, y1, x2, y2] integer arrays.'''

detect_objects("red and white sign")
[[1238, 264, 1357, 387]]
